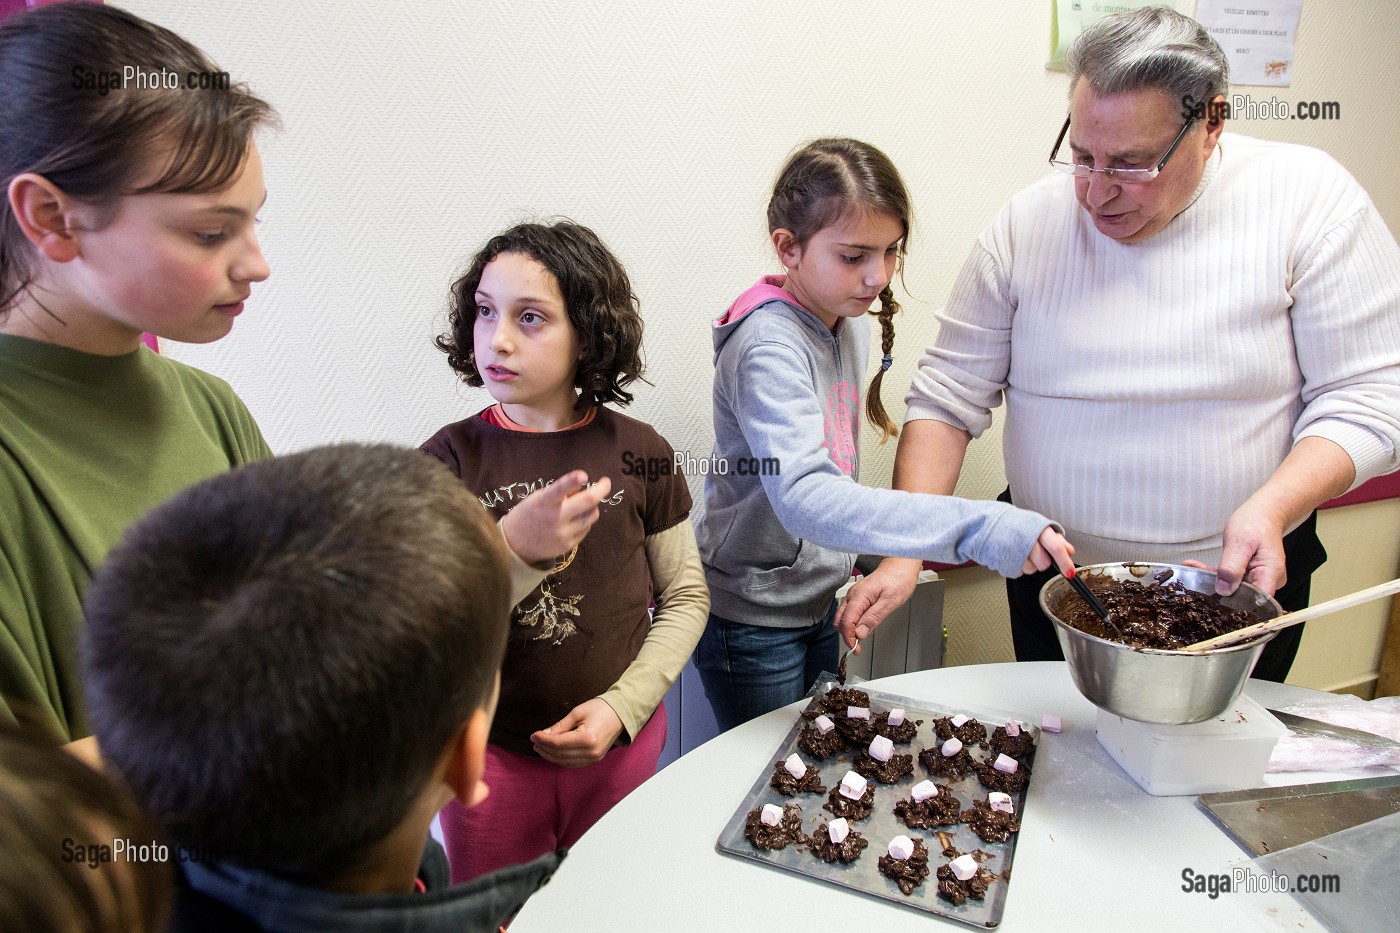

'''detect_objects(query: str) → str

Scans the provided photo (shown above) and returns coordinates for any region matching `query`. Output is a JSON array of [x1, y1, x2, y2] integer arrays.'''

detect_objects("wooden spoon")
[[1182, 576, 1400, 652]]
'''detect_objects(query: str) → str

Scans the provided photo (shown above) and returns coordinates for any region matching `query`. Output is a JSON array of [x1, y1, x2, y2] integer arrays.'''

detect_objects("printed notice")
[[1195, 0, 1304, 86], [1047, 0, 1164, 72]]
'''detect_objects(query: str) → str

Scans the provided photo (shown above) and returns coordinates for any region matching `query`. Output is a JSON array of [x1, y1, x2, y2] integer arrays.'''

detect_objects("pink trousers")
[[440, 704, 667, 883]]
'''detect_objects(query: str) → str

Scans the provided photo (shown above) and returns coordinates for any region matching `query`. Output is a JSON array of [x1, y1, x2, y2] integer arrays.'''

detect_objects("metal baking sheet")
[[1198, 774, 1400, 856], [716, 676, 1038, 928]]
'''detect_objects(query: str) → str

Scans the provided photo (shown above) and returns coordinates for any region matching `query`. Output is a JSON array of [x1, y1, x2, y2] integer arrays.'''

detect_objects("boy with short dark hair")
[[82, 443, 563, 932]]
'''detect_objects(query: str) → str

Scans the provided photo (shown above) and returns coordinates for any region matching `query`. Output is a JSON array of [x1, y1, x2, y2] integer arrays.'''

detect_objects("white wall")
[[126, 0, 1400, 690]]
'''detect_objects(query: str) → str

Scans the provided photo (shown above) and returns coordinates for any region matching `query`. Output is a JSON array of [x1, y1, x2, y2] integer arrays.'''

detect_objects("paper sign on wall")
[[1047, 0, 1166, 72], [1195, 0, 1303, 87]]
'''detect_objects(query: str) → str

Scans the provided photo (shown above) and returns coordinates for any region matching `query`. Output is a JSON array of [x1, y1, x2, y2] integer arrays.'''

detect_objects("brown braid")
[[865, 284, 901, 442]]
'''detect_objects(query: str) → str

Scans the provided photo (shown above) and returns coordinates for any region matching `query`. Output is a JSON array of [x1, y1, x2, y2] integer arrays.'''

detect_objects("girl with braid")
[[694, 138, 1076, 730]]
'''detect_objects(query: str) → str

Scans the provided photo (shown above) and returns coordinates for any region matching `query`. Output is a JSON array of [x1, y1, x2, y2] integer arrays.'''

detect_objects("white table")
[[512, 662, 1357, 931]]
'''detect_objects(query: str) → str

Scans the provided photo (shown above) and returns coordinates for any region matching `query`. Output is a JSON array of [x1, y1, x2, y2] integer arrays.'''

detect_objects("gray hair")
[[1066, 6, 1228, 107]]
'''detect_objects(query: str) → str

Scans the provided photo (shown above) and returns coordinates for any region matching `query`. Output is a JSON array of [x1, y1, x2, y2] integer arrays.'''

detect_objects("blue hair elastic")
[[881, 354, 893, 372]]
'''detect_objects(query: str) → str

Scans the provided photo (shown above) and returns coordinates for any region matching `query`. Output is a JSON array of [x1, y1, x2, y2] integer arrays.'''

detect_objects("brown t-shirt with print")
[[422, 406, 692, 755]]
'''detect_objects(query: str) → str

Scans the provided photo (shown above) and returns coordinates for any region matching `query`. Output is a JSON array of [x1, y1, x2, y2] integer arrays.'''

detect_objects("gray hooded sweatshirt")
[[697, 275, 1059, 629]]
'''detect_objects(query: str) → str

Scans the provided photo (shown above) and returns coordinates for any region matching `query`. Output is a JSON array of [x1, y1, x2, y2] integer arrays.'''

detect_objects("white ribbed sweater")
[[906, 134, 1400, 567]]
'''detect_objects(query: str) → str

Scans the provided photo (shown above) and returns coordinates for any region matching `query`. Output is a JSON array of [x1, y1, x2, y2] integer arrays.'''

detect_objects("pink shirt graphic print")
[[822, 381, 859, 476]]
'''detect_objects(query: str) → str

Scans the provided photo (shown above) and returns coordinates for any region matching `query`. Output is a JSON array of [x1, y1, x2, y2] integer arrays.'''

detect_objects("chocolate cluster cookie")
[[893, 784, 962, 830], [823, 783, 875, 821], [919, 744, 976, 780], [962, 799, 1021, 843], [769, 759, 826, 796], [936, 860, 996, 905], [873, 711, 922, 744], [797, 720, 846, 760], [988, 724, 1034, 760], [853, 750, 914, 784], [975, 756, 1030, 793], [806, 686, 870, 720], [878, 837, 931, 895], [808, 821, 869, 864], [743, 803, 805, 851], [933, 715, 987, 747]]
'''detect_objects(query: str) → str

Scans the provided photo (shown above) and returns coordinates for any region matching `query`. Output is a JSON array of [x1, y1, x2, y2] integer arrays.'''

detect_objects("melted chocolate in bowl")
[[1053, 570, 1257, 650]]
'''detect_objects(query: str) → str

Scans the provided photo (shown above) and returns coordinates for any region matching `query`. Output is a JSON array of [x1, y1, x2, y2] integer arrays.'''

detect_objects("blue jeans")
[[693, 602, 839, 733]]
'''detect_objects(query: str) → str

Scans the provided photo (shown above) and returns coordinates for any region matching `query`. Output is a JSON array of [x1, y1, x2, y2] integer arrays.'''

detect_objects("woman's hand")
[[530, 698, 625, 768]]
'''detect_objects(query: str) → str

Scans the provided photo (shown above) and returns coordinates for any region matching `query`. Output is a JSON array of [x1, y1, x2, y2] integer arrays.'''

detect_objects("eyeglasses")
[[1048, 115, 1196, 184]]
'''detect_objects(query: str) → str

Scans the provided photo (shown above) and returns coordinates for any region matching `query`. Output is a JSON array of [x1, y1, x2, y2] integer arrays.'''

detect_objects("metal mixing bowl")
[[1039, 562, 1283, 725]]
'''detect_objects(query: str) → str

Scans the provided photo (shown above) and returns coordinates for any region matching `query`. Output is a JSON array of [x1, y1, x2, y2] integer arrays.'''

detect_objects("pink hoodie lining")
[[714, 274, 811, 327]]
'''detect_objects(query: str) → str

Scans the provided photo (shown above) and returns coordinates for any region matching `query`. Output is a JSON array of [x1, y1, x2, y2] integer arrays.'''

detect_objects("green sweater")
[[0, 334, 270, 740]]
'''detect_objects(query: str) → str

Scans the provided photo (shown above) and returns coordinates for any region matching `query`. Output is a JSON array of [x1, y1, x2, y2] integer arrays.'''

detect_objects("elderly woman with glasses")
[[839, 6, 1400, 681]]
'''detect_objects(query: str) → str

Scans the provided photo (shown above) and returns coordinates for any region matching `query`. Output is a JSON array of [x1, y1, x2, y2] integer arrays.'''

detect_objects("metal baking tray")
[[716, 676, 1039, 928]]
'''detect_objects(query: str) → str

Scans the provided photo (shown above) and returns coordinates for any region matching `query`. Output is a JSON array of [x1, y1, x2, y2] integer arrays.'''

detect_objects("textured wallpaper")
[[125, 0, 1400, 672]]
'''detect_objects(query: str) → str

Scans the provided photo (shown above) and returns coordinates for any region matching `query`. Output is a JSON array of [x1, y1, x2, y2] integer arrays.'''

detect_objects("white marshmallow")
[[838, 771, 868, 800], [911, 780, 939, 803], [950, 854, 979, 881], [814, 714, 835, 735], [994, 753, 1019, 774], [887, 708, 906, 727], [827, 818, 850, 844], [940, 737, 963, 757], [783, 753, 807, 780], [1042, 714, 1063, 733], [847, 706, 870, 720], [989, 792, 1015, 815], [887, 835, 916, 861], [760, 803, 783, 826], [868, 735, 895, 762], [1005, 719, 1021, 738], [950, 714, 970, 728]]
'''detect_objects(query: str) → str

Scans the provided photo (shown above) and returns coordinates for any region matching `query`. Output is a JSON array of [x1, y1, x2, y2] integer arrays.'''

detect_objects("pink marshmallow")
[[783, 753, 807, 780], [760, 803, 783, 827], [989, 792, 1015, 815], [847, 706, 870, 720], [993, 753, 1019, 774], [814, 714, 835, 735], [950, 714, 970, 728], [1005, 719, 1021, 737], [887, 835, 915, 861], [911, 780, 938, 804], [940, 737, 963, 757], [887, 708, 906, 727], [839, 771, 868, 800], [950, 854, 978, 881], [1041, 714, 1062, 733], [827, 818, 850, 844], [868, 735, 895, 762]]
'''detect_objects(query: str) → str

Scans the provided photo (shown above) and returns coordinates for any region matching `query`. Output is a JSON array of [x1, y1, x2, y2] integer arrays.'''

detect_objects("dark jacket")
[[167, 840, 562, 932]]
